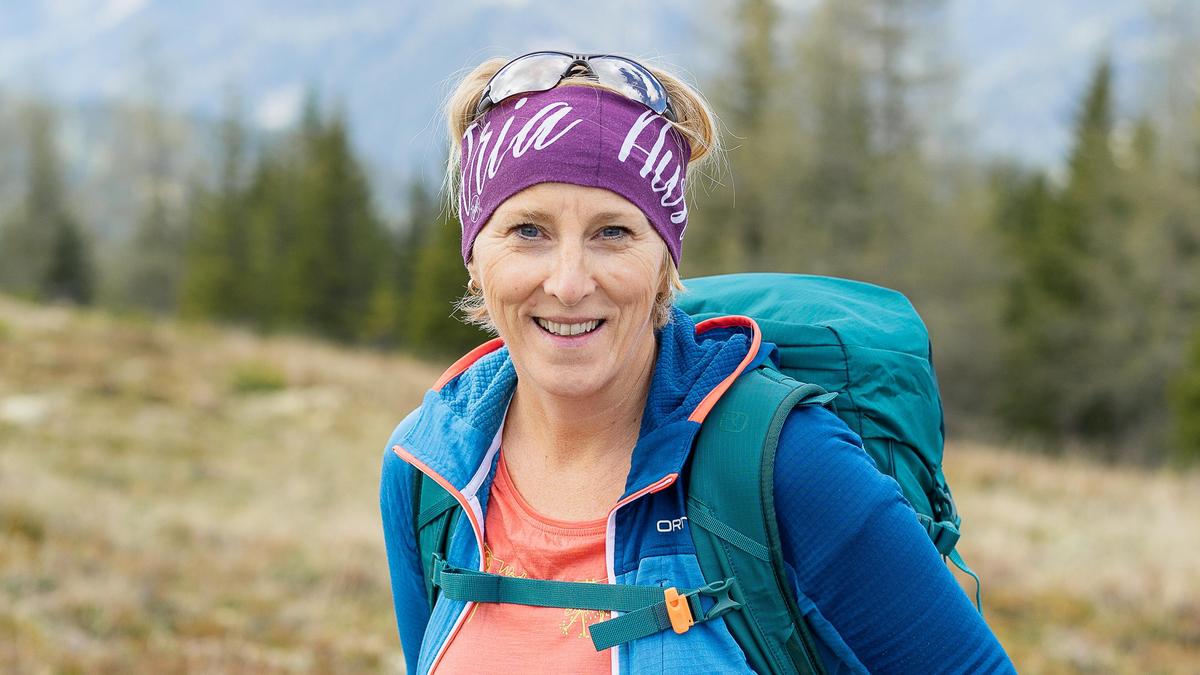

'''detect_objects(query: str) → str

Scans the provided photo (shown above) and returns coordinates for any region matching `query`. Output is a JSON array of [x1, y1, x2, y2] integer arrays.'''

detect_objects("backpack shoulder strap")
[[412, 469, 462, 609], [688, 366, 834, 675]]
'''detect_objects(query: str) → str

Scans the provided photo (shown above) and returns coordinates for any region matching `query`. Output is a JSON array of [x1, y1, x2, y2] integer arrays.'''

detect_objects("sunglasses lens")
[[486, 52, 575, 106], [588, 57, 669, 115], [476, 52, 674, 122]]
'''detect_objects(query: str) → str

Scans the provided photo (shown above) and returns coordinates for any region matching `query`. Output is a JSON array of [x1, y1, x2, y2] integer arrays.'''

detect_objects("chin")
[[527, 363, 611, 399]]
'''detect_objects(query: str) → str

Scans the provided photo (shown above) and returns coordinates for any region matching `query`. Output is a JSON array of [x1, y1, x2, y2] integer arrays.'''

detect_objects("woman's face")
[[469, 182, 666, 401]]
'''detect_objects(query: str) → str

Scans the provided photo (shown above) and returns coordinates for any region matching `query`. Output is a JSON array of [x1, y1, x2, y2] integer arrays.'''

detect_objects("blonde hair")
[[442, 54, 721, 331]]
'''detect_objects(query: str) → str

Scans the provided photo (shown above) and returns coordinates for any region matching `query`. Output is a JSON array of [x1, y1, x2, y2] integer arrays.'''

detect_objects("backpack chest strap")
[[431, 555, 742, 651]]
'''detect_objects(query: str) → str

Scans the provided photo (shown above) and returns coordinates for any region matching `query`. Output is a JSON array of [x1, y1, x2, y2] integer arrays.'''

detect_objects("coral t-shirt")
[[434, 452, 613, 674]]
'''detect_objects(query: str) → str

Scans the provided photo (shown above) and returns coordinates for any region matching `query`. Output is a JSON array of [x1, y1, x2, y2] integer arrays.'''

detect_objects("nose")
[[541, 240, 595, 307]]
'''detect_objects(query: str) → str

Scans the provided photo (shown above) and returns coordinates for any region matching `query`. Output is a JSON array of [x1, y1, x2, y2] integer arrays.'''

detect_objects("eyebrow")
[[517, 208, 555, 222], [516, 208, 642, 225]]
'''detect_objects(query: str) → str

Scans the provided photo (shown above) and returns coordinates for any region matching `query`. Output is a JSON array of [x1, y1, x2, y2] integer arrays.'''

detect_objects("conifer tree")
[[0, 104, 94, 304], [362, 178, 436, 347], [240, 151, 295, 329], [794, 0, 876, 273], [998, 55, 1142, 449], [112, 42, 188, 313], [406, 211, 491, 357], [123, 184, 182, 313], [277, 96, 387, 341], [688, 0, 784, 273], [993, 166, 1061, 435], [42, 198, 95, 305], [182, 95, 251, 321]]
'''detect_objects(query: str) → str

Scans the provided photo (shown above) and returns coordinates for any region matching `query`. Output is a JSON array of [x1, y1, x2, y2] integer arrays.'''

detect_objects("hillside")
[[1, 295, 1197, 673]]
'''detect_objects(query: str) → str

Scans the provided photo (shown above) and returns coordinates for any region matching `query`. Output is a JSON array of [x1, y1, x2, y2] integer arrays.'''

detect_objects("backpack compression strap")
[[688, 366, 836, 675]]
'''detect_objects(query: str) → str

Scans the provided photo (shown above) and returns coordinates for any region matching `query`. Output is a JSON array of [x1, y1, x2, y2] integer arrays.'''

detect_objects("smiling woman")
[[470, 182, 667, 424], [457, 187, 684, 334], [379, 50, 1015, 675]]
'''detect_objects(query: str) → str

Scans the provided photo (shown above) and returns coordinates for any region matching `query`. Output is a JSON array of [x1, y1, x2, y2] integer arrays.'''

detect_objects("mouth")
[[533, 317, 606, 338]]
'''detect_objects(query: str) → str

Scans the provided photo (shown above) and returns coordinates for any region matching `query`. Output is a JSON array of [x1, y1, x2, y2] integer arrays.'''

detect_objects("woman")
[[380, 51, 1014, 674]]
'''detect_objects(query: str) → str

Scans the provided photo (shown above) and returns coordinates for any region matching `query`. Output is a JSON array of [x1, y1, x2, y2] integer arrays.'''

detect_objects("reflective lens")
[[587, 56, 670, 117], [483, 52, 577, 107], [474, 51, 675, 122]]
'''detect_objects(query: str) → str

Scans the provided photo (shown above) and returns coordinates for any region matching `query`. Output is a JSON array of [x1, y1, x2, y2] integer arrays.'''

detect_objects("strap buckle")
[[690, 578, 742, 622], [663, 588, 693, 634], [665, 579, 742, 635], [430, 553, 450, 587]]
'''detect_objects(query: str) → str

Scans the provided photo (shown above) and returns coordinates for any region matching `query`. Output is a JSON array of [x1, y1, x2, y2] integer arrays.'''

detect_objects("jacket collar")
[[397, 307, 763, 501]]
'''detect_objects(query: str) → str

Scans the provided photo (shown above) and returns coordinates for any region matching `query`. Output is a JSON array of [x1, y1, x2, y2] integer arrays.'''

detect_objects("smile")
[[534, 317, 605, 337]]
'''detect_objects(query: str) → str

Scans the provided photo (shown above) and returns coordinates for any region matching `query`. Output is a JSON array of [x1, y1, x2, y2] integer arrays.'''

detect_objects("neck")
[[505, 338, 657, 474]]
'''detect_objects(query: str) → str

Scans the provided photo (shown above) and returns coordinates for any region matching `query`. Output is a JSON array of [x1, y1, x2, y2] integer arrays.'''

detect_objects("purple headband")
[[458, 86, 691, 265]]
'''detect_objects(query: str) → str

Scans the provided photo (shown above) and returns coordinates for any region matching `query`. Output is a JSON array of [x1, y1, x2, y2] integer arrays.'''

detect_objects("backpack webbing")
[[413, 471, 460, 608], [687, 366, 833, 675]]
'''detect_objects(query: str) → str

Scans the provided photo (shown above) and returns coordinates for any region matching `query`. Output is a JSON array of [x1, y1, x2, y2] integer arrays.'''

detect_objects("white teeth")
[[536, 318, 601, 337]]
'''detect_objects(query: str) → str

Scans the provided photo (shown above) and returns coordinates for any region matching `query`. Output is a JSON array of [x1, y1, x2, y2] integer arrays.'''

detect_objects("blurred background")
[[1, 0, 1198, 672]]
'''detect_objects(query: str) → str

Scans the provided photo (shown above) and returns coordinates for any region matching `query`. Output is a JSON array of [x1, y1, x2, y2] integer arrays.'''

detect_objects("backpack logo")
[[719, 411, 748, 433], [655, 516, 688, 533]]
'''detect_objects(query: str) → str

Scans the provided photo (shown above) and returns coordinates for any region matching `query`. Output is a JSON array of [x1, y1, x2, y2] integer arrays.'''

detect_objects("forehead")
[[493, 182, 648, 225]]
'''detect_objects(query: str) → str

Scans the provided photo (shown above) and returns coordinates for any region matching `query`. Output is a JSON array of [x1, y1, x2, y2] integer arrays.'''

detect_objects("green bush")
[[1, 502, 46, 544], [229, 362, 287, 394]]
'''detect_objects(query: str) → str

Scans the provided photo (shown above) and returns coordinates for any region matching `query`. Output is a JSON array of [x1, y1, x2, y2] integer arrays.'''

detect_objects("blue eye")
[[600, 226, 630, 239], [513, 224, 541, 239]]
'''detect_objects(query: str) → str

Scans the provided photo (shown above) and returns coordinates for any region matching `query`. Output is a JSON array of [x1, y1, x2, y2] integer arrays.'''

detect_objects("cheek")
[[476, 253, 542, 317], [601, 251, 664, 310]]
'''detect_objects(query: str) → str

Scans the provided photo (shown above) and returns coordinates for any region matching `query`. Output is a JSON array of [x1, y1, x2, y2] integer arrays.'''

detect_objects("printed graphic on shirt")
[[467, 542, 612, 638], [560, 601, 610, 639]]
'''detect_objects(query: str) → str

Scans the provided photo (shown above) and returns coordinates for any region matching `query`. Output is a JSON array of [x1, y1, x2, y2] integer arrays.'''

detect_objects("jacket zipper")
[[393, 445, 485, 675], [603, 472, 679, 675]]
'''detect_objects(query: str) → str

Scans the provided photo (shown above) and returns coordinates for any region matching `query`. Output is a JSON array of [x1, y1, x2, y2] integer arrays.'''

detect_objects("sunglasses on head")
[[474, 50, 677, 123]]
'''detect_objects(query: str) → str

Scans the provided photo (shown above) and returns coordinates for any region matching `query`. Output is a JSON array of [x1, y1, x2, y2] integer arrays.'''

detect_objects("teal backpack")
[[413, 273, 978, 675]]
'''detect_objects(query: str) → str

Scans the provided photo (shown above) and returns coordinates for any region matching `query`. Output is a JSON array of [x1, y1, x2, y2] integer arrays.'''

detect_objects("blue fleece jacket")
[[380, 308, 1015, 674]]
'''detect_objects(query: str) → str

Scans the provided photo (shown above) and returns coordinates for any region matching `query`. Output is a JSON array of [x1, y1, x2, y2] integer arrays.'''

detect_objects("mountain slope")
[[0, 0, 1185, 179]]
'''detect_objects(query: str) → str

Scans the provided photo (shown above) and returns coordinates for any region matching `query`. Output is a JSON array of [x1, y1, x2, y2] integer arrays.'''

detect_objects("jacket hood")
[[393, 306, 766, 500]]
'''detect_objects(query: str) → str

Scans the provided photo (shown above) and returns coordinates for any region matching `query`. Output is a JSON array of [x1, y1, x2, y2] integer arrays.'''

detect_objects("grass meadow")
[[1, 295, 1197, 673]]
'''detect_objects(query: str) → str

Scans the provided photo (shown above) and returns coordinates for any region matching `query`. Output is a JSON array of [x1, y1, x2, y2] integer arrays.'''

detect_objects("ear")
[[466, 261, 481, 293]]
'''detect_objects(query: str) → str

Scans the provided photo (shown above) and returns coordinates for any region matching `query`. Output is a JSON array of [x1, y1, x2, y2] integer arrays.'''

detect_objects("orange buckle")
[[663, 587, 694, 635]]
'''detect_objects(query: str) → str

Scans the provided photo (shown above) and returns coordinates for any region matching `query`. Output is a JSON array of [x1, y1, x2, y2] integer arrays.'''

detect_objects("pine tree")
[[362, 178, 437, 347], [405, 211, 491, 357], [42, 202, 95, 305], [276, 97, 387, 341], [0, 104, 94, 304], [794, 0, 876, 273], [111, 39, 188, 313], [181, 95, 251, 321], [688, 0, 785, 274], [997, 55, 1149, 452], [993, 165, 1062, 435], [123, 186, 182, 313], [240, 151, 295, 330]]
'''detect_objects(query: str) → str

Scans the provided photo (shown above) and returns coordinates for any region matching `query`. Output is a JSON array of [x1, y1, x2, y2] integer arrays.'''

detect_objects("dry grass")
[[0, 297, 437, 673], [1, 295, 1197, 673], [945, 444, 1200, 673]]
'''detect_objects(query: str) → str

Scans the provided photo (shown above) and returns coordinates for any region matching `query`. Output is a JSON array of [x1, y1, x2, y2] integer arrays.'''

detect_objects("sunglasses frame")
[[473, 50, 677, 123]]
